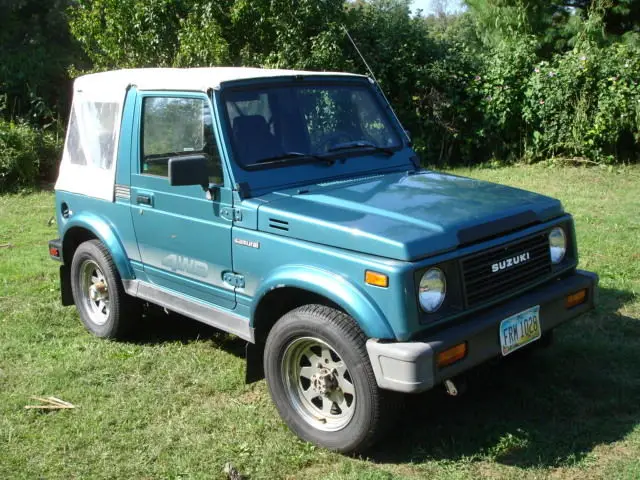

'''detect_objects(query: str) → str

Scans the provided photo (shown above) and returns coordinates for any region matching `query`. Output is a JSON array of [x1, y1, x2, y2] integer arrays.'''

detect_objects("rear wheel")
[[264, 305, 394, 453], [70, 240, 140, 339]]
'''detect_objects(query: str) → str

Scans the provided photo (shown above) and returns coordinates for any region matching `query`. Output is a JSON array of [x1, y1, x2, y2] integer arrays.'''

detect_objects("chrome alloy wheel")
[[281, 337, 356, 432], [79, 259, 110, 326]]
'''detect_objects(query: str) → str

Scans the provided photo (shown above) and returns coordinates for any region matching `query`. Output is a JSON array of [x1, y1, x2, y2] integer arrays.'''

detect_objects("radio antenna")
[[342, 26, 380, 85], [342, 25, 411, 143]]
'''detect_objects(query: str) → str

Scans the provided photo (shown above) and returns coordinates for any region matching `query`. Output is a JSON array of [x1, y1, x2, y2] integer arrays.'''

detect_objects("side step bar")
[[123, 279, 254, 342]]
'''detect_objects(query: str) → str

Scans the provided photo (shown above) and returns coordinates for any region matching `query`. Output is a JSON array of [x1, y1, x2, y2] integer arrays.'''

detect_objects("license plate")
[[499, 305, 541, 356]]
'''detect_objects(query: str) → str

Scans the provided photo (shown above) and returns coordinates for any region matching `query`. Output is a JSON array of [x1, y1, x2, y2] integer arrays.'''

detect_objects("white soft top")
[[74, 67, 364, 102], [56, 68, 364, 201]]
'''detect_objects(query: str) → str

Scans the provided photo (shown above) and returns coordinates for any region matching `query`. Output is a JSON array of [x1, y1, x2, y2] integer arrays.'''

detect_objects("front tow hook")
[[444, 377, 467, 397]]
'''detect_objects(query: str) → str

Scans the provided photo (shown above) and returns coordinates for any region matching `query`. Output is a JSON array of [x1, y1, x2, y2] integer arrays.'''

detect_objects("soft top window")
[[56, 86, 124, 201], [66, 100, 119, 169]]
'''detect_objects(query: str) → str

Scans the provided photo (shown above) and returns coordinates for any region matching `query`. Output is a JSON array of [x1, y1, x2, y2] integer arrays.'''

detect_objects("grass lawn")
[[1, 164, 639, 479]]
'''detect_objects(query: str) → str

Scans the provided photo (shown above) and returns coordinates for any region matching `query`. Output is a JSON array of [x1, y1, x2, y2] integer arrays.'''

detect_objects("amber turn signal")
[[437, 342, 467, 368], [365, 270, 389, 288], [565, 289, 587, 308], [49, 246, 60, 258]]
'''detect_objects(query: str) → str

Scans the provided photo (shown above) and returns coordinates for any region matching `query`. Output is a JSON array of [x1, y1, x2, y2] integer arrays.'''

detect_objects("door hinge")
[[223, 272, 245, 289], [221, 207, 242, 222]]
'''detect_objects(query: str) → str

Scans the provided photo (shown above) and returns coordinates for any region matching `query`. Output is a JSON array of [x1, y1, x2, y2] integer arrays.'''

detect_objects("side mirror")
[[168, 155, 209, 190]]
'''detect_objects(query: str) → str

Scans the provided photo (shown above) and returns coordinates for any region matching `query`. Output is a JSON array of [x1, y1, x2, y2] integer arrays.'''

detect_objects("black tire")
[[264, 304, 394, 453], [70, 239, 141, 339]]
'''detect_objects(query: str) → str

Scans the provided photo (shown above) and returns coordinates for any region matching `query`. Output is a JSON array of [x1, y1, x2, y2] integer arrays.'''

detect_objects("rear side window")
[[141, 96, 223, 184], [67, 101, 119, 168]]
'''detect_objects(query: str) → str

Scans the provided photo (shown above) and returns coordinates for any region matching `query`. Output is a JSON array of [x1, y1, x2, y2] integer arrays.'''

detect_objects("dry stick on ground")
[[0, 243, 13, 249], [223, 462, 244, 480], [25, 396, 76, 410]]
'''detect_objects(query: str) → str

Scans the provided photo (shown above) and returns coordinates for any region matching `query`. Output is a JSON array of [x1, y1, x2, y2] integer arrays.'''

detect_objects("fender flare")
[[251, 265, 395, 340], [62, 212, 134, 280]]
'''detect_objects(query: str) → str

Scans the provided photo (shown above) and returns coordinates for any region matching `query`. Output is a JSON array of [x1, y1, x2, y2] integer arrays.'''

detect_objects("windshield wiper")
[[254, 151, 330, 166], [327, 141, 395, 156]]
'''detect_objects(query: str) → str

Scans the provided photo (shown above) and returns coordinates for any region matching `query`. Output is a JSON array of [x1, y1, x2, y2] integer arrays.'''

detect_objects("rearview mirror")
[[169, 155, 209, 190]]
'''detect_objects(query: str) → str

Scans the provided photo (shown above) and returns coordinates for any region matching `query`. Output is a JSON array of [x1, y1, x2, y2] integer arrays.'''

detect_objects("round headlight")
[[548, 227, 567, 264], [419, 268, 446, 312]]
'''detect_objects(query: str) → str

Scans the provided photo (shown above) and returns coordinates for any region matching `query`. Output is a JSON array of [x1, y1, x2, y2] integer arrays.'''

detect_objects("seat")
[[232, 115, 281, 165]]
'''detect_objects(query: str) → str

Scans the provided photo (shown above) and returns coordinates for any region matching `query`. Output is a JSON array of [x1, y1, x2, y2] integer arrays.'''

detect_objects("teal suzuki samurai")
[[50, 67, 598, 453]]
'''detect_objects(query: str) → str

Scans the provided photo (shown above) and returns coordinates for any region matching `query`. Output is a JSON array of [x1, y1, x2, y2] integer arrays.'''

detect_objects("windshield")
[[223, 83, 402, 168]]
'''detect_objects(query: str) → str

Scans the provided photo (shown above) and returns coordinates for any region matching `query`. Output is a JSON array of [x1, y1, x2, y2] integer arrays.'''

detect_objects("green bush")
[[522, 42, 640, 163], [0, 120, 63, 191], [433, 31, 640, 165], [407, 41, 485, 165], [39, 126, 64, 183], [472, 37, 539, 161], [0, 120, 39, 190]]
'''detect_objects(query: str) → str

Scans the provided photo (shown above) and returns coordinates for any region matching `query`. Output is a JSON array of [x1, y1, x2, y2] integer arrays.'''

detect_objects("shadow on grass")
[[129, 305, 246, 358], [122, 286, 638, 468], [369, 286, 640, 468]]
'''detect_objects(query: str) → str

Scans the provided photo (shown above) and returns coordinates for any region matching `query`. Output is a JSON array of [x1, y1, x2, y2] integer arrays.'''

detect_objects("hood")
[[256, 171, 563, 261]]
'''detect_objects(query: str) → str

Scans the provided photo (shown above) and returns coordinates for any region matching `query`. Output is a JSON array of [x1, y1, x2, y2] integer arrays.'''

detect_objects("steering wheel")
[[318, 131, 355, 153]]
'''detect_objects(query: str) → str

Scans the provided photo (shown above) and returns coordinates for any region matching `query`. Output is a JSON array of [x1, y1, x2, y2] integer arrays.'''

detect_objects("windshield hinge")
[[221, 207, 242, 222], [222, 272, 245, 289]]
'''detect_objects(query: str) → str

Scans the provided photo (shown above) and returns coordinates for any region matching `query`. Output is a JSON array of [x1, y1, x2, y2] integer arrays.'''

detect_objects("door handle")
[[136, 194, 153, 206]]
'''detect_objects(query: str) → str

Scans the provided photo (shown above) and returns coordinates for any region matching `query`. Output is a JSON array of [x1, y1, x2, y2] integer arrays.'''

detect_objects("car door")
[[129, 91, 235, 310]]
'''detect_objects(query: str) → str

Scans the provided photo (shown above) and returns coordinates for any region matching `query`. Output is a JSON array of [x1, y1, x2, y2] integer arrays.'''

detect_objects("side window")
[[141, 96, 223, 184]]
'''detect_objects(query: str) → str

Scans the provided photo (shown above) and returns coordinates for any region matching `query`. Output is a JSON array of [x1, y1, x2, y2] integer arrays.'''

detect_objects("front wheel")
[[264, 305, 393, 453]]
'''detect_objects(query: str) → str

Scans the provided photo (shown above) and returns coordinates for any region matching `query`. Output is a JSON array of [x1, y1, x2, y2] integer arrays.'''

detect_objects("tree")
[[0, 0, 83, 122], [226, 0, 347, 69], [69, 0, 348, 71], [69, 0, 194, 69], [464, 0, 640, 54]]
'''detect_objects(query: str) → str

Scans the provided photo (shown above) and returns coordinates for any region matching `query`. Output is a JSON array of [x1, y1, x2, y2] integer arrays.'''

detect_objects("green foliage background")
[[0, 0, 639, 190]]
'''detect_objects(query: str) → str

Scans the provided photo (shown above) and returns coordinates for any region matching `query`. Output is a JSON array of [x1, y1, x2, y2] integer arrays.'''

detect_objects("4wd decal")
[[161, 254, 208, 278]]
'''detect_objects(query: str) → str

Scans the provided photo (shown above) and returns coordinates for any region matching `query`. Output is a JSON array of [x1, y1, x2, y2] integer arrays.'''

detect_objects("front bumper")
[[366, 270, 598, 393]]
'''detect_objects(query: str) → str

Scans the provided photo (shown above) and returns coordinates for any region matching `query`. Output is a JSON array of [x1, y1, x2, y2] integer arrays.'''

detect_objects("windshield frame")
[[219, 78, 406, 172]]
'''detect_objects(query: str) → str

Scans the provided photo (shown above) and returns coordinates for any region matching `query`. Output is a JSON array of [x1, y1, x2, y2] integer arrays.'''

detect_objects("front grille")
[[461, 233, 551, 307]]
